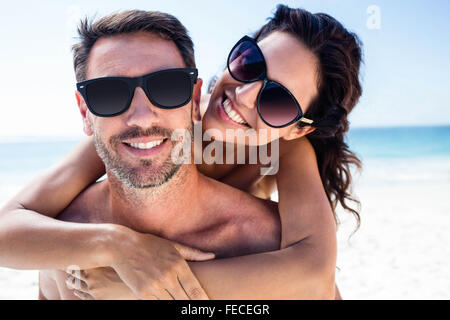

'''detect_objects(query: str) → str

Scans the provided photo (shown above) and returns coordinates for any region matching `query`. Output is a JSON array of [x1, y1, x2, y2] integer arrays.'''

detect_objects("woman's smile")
[[215, 93, 251, 128]]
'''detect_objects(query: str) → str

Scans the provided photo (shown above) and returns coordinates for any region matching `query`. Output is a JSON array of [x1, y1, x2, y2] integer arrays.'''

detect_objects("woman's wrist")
[[95, 223, 134, 267]]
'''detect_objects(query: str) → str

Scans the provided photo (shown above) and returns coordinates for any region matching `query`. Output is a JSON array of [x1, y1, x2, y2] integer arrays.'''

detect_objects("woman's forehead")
[[257, 31, 319, 109]]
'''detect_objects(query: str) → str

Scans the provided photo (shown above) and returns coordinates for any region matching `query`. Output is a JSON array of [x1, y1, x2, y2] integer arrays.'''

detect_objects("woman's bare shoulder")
[[278, 136, 318, 171]]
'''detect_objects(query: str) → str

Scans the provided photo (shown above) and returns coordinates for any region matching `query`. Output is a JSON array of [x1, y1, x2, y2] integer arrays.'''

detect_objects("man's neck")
[[105, 164, 205, 239]]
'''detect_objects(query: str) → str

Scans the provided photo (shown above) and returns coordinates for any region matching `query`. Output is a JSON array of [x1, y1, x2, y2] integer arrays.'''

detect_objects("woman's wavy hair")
[[255, 5, 364, 229]]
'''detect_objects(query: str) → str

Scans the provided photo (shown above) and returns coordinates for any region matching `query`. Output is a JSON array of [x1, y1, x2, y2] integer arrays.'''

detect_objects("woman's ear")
[[192, 78, 203, 123], [282, 126, 316, 141]]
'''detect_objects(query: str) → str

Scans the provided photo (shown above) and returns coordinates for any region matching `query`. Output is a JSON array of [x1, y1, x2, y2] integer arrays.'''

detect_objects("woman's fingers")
[[65, 271, 95, 300], [73, 290, 94, 300], [66, 268, 88, 282], [65, 274, 88, 291], [173, 243, 215, 261]]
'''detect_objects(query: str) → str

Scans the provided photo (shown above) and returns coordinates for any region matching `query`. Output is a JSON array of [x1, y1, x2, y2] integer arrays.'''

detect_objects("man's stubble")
[[89, 108, 194, 191]]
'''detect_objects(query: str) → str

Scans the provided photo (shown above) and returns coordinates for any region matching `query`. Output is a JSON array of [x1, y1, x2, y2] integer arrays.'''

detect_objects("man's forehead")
[[86, 31, 185, 78]]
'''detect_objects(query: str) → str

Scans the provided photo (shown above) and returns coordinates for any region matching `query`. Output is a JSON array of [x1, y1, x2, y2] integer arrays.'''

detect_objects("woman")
[[0, 5, 362, 299]]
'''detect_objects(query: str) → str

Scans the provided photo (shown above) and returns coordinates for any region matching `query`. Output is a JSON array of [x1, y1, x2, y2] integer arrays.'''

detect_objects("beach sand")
[[336, 182, 450, 299], [0, 157, 449, 299], [335, 157, 450, 299]]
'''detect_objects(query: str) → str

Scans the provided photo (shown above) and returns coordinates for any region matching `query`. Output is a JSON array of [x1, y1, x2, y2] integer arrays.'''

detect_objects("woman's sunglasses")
[[76, 68, 198, 117], [227, 36, 314, 128]]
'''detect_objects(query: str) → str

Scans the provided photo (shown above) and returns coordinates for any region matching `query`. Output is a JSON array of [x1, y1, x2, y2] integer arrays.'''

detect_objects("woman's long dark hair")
[[254, 5, 363, 229]]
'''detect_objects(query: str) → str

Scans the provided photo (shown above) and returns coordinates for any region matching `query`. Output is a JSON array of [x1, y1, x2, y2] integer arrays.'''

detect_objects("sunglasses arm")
[[299, 117, 314, 125]]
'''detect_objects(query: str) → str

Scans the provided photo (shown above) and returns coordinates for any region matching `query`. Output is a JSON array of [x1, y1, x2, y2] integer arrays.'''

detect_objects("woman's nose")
[[125, 87, 160, 128], [234, 81, 263, 109]]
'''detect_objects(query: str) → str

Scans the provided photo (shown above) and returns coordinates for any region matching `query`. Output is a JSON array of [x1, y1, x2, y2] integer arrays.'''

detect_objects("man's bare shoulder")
[[203, 173, 278, 213], [199, 175, 281, 256], [56, 180, 109, 224]]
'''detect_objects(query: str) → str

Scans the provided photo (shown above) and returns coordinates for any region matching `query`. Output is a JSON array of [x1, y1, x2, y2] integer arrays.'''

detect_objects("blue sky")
[[0, 0, 449, 139]]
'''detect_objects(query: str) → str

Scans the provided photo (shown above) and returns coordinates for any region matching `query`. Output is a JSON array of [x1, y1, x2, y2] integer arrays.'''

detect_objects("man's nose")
[[125, 87, 160, 127], [234, 81, 263, 110]]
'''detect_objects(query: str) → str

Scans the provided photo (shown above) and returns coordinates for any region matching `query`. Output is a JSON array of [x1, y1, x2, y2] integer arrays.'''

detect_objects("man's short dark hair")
[[72, 10, 195, 82]]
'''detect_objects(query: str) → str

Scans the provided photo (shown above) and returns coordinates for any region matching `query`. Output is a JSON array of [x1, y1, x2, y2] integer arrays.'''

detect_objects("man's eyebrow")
[[88, 70, 129, 78], [89, 61, 129, 78], [92, 65, 184, 78], [97, 73, 123, 77]]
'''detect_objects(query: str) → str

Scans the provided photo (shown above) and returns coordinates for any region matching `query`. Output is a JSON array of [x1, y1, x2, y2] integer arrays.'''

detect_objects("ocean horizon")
[[1, 124, 449, 197], [1, 124, 449, 175]]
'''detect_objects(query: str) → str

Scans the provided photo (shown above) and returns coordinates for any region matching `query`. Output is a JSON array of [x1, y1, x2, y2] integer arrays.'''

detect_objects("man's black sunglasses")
[[76, 68, 198, 117]]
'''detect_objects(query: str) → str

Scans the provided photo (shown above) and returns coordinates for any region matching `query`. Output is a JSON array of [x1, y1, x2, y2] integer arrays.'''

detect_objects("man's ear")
[[75, 91, 93, 136], [191, 78, 203, 123], [282, 125, 316, 141]]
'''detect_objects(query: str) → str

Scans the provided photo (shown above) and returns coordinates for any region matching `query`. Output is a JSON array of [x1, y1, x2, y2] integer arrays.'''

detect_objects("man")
[[39, 10, 336, 300]]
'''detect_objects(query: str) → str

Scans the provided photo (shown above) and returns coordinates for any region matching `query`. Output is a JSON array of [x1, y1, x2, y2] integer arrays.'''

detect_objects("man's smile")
[[120, 137, 170, 158]]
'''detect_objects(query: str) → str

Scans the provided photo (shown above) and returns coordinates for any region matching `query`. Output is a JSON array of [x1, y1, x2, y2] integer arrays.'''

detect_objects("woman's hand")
[[98, 225, 214, 300], [66, 267, 139, 300]]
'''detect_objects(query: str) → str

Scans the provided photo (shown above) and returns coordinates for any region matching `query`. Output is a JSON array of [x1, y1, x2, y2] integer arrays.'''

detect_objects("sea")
[[1, 125, 449, 194]]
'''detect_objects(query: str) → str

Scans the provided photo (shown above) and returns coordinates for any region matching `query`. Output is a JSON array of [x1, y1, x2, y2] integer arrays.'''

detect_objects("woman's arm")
[[189, 137, 337, 299], [188, 238, 335, 299], [276, 137, 337, 249], [69, 231, 335, 300]]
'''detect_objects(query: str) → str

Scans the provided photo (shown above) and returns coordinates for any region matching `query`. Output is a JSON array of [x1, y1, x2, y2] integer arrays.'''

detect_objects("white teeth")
[[222, 98, 247, 125], [129, 139, 164, 149]]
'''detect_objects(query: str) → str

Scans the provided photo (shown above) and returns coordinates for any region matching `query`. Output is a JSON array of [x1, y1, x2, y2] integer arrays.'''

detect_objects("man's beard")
[[92, 122, 193, 189]]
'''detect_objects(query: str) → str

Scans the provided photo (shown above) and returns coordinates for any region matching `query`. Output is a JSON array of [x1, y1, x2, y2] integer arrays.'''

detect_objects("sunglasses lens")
[[86, 79, 130, 116], [228, 40, 265, 81], [259, 82, 300, 127], [147, 70, 192, 108]]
